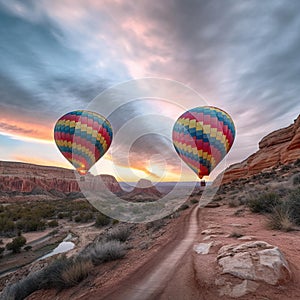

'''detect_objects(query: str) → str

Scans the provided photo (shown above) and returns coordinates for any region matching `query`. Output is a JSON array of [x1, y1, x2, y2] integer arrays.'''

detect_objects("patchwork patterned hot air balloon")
[[172, 106, 235, 179], [54, 110, 113, 175]]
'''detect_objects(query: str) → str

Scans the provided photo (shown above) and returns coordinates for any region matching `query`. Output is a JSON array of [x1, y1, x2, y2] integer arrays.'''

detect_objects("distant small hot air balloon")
[[54, 110, 113, 175], [172, 106, 235, 179]]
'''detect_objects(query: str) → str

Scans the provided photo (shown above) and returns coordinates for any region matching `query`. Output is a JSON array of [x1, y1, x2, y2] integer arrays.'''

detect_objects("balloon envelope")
[[54, 110, 113, 175], [172, 106, 235, 179]]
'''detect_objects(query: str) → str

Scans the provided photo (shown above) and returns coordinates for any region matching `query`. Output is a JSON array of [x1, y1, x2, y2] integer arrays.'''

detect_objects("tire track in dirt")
[[102, 205, 202, 300]]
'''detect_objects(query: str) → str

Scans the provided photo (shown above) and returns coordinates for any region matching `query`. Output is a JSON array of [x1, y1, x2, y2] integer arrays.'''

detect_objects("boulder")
[[193, 242, 213, 254], [217, 241, 291, 285]]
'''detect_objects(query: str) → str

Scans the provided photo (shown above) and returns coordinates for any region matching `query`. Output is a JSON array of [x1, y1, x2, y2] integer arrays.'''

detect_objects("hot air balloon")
[[172, 106, 235, 179], [54, 110, 113, 175]]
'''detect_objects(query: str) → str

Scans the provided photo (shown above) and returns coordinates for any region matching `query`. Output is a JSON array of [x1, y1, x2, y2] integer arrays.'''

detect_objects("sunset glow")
[[1, 1, 300, 182]]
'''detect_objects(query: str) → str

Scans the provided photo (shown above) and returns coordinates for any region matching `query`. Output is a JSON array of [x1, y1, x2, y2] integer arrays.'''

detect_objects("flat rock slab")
[[217, 241, 291, 285]]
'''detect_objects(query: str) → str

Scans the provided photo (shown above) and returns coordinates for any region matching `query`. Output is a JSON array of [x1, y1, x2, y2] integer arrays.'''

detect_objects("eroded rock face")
[[0, 161, 122, 201], [217, 115, 300, 184], [216, 241, 291, 298], [121, 179, 163, 202]]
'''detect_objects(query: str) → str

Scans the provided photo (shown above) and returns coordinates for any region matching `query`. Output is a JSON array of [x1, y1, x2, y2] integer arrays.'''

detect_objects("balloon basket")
[[80, 176, 85, 182]]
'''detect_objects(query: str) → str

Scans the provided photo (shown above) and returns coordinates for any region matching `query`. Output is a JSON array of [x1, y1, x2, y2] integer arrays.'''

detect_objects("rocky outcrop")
[[217, 115, 300, 184], [122, 179, 163, 202], [0, 161, 122, 201], [216, 241, 291, 298]]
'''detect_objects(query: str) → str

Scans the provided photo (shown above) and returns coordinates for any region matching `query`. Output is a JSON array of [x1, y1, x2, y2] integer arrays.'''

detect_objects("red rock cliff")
[[0, 161, 122, 195], [217, 115, 300, 184]]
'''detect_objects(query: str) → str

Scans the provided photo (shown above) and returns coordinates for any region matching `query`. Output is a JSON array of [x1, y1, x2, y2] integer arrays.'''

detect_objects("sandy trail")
[[102, 206, 202, 300]]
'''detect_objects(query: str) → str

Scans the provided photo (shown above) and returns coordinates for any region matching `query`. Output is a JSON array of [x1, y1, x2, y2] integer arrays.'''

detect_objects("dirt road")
[[100, 206, 203, 300]]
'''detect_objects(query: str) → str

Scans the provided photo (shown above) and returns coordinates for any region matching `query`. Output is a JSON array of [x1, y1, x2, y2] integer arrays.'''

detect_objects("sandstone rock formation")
[[121, 179, 163, 202], [0, 161, 122, 201], [216, 241, 291, 297], [217, 114, 300, 184]]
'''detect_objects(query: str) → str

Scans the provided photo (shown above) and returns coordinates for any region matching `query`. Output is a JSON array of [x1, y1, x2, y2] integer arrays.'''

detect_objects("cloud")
[[1, 0, 300, 181]]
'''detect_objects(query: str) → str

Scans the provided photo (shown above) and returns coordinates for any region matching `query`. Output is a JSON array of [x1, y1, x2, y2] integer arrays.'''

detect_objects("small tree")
[[6, 236, 26, 253]]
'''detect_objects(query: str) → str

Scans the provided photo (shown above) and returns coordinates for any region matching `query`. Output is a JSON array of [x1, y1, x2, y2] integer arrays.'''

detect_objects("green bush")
[[0, 217, 15, 235], [16, 218, 46, 232], [95, 214, 110, 227], [6, 235, 26, 253], [247, 192, 281, 213]]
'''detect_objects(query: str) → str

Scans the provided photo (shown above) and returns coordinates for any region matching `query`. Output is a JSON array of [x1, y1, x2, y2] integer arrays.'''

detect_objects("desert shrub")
[[106, 227, 131, 242], [48, 220, 59, 228], [16, 218, 46, 232], [60, 258, 92, 288], [74, 215, 82, 223], [6, 235, 26, 253], [95, 214, 110, 227], [247, 192, 281, 213], [57, 212, 64, 219], [0, 246, 4, 258], [24, 245, 32, 251], [0, 270, 43, 300], [190, 198, 199, 204], [281, 165, 291, 172], [267, 205, 294, 232], [228, 199, 240, 208], [89, 240, 126, 265], [293, 174, 300, 185], [229, 232, 243, 238], [178, 204, 189, 211], [0, 217, 15, 235], [294, 158, 300, 166], [1, 257, 92, 299], [112, 219, 119, 225], [286, 188, 300, 225], [38, 256, 70, 289], [74, 212, 93, 223], [146, 219, 166, 231]]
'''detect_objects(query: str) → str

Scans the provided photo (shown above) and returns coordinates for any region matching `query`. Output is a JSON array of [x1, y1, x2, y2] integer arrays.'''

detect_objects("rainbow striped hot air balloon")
[[172, 106, 235, 179], [54, 110, 113, 175]]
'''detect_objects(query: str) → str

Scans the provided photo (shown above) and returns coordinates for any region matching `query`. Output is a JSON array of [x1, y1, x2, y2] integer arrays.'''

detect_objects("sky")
[[0, 0, 300, 182]]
